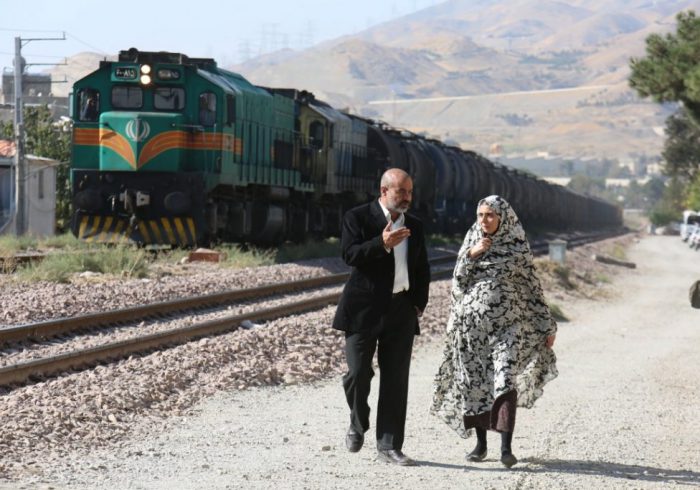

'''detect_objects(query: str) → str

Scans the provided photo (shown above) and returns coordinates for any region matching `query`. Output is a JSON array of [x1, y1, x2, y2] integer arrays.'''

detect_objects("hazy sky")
[[0, 0, 443, 73]]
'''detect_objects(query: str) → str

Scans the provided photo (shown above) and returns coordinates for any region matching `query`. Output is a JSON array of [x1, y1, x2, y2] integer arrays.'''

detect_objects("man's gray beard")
[[389, 204, 410, 214]]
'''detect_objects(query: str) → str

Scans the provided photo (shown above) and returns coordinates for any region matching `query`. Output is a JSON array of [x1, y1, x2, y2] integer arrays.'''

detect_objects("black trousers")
[[342, 293, 417, 451]]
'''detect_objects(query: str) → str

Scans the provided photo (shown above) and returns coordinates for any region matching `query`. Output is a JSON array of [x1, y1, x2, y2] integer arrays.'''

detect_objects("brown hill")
[[232, 0, 693, 161]]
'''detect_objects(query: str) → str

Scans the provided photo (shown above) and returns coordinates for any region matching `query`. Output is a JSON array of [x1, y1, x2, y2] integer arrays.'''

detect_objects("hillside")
[[232, 0, 694, 162]]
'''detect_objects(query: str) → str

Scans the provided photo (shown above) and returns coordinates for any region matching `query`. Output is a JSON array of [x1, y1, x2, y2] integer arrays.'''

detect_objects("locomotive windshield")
[[112, 86, 143, 109], [154, 87, 185, 111]]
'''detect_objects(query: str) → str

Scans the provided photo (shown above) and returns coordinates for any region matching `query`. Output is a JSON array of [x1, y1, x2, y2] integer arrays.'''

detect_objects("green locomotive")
[[71, 48, 376, 246]]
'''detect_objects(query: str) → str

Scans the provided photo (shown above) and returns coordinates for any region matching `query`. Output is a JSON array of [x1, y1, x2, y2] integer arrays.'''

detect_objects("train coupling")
[[118, 189, 151, 214]]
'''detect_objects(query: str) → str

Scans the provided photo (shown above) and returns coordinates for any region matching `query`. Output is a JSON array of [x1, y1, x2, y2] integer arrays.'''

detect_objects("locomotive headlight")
[[140, 64, 152, 84]]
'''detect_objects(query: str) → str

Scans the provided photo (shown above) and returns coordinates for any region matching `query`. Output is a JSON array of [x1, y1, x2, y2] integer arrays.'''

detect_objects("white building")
[[0, 140, 60, 237]]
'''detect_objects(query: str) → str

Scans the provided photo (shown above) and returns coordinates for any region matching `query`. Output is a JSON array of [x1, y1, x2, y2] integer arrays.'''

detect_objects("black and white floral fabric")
[[430, 195, 558, 438]]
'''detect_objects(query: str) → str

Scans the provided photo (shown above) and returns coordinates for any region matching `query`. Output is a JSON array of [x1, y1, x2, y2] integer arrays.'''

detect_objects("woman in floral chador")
[[430, 195, 558, 468]]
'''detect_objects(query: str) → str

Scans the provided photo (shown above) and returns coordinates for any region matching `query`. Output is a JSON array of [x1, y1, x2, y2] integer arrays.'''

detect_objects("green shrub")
[[275, 238, 340, 263], [608, 244, 627, 261], [537, 261, 576, 290], [15, 245, 149, 283], [548, 303, 569, 322], [216, 244, 276, 268], [0, 235, 37, 256], [41, 233, 89, 250]]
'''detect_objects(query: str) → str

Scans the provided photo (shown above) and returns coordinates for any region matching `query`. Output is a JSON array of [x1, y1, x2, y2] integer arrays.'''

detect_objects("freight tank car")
[[70, 48, 622, 246]]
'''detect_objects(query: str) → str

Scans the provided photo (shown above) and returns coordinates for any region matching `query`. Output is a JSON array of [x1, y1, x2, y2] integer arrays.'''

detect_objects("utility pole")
[[13, 36, 26, 236], [11, 32, 65, 236]]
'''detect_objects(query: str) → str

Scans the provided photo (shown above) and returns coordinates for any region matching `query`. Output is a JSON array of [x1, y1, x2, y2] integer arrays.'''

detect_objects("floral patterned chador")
[[430, 195, 558, 438]]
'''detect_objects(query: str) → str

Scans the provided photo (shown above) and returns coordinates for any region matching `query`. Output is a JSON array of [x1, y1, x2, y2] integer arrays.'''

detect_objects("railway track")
[[0, 229, 626, 389], [0, 253, 457, 388]]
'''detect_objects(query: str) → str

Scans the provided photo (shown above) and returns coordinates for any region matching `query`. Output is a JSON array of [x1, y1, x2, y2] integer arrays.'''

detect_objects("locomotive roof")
[[117, 48, 217, 70]]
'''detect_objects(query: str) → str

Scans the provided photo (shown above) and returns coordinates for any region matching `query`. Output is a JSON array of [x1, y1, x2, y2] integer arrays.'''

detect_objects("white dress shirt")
[[378, 200, 410, 294]]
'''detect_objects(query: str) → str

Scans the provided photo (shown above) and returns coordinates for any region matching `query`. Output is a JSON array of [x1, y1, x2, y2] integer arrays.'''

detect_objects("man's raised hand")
[[382, 221, 411, 249]]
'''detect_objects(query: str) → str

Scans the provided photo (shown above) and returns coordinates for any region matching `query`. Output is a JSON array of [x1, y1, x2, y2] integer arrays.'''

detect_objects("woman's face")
[[477, 204, 500, 236]]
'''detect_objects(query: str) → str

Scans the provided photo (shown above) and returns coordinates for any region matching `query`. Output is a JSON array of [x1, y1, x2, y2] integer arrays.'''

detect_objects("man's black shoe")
[[345, 426, 364, 452], [377, 449, 417, 466]]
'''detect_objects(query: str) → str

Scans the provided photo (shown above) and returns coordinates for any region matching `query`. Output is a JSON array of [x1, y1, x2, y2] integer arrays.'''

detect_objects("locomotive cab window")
[[309, 121, 324, 150], [112, 86, 143, 109], [78, 88, 100, 122], [154, 87, 185, 111], [226, 94, 235, 126], [199, 92, 216, 127]]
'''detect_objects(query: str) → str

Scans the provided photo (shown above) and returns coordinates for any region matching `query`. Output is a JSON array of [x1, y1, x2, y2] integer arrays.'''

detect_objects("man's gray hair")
[[380, 168, 411, 188]]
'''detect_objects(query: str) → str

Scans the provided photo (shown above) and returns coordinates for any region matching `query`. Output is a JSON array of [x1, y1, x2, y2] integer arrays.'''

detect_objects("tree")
[[0, 106, 72, 231], [566, 174, 605, 197], [662, 109, 700, 181], [559, 160, 574, 177], [629, 10, 700, 127], [649, 178, 687, 225], [629, 10, 700, 220], [685, 173, 700, 209]]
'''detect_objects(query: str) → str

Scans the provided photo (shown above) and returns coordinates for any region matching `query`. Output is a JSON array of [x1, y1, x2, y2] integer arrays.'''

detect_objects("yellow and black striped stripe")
[[76, 215, 197, 246]]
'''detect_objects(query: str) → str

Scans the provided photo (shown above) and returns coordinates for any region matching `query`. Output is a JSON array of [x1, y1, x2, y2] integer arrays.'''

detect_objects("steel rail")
[[0, 253, 458, 345], [0, 266, 457, 388], [0, 293, 340, 387]]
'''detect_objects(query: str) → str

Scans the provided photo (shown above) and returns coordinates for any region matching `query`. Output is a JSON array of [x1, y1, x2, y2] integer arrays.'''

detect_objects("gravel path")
[[1, 234, 699, 489]]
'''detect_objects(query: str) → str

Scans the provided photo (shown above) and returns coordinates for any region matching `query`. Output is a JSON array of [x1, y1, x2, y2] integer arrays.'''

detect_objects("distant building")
[[618, 157, 638, 175], [646, 161, 664, 176], [543, 176, 652, 188], [605, 177, 651, 188], [1, 68, 53, 104], [488, 143, 503, 157], [543, 177, 571, 187], [0, 140, 60, 236], [1, 68, 68, 114]]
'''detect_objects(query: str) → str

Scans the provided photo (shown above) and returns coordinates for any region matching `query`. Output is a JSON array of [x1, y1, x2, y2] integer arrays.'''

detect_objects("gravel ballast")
[[2, 234, 697, 489]]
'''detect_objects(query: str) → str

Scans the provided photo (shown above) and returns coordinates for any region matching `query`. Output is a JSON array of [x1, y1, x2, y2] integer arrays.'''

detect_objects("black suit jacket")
[[332, 200, 431, 334]]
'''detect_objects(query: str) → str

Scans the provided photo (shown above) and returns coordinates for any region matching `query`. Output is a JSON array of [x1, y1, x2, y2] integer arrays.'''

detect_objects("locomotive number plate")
[[114, 67, 138, 80]]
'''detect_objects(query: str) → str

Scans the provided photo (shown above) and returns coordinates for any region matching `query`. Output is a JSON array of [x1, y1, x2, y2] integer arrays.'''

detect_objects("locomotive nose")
[[98, 112, 184, 171]]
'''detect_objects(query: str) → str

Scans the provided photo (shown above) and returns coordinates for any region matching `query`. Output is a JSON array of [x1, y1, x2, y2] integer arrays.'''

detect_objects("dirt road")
[[4, 235, 700, 489]]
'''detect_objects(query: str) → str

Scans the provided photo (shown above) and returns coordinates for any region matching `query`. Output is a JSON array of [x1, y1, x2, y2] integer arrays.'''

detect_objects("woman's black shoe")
[[467, 426, 488, 462], [500, 451, 518, 468], [466, 447, 487, 462]]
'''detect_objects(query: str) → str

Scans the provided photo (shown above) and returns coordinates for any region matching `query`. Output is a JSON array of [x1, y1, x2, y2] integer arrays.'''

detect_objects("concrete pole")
[[13, 36, 26, 236]]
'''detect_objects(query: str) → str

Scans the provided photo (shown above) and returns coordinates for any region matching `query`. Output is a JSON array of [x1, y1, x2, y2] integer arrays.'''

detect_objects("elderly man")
[[333, 168, 431, 466]]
